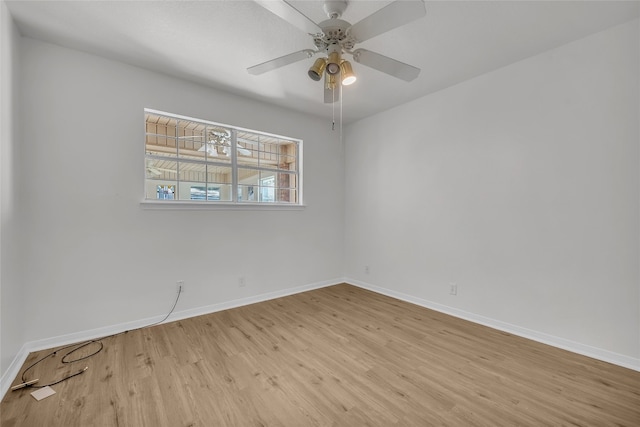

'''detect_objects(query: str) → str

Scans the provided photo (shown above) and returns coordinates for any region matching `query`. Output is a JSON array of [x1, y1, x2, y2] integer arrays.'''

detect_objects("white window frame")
[[141, 109, 304, 210]]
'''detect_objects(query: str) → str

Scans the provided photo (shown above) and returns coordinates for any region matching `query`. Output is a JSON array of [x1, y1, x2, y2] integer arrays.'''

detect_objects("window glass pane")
[[208, 165, 233, 201], [259, 139, 279, 169], [176, 126, 205, 161], [178, 161, 205, 184], [236, 132, 299, 171], [238, 168, 259, 186], [236, 145, 258, 164], [146, 159, 172, 180], [207, 165, 232, 185], [238, 168, 260, 203], [236, 132, 262, 167], [145, 159, 178, 199], [276, 172, 296, 203], [277, 189, 297, 204], [276, 171, 293, 189], [259, 173, 276, 203], [146, 113, 177, 159]]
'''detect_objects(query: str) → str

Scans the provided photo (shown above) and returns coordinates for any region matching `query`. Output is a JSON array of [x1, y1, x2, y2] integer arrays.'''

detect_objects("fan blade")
[[247, 49, 315, 75], [348, 0, 426, 43], [147, 167, 162, 176], [352, 49, 420, 82], [238, 137, 261, 146], [197, 142, 219, 157], [237, 145, 252, 156], [254, 0, 323, 36]]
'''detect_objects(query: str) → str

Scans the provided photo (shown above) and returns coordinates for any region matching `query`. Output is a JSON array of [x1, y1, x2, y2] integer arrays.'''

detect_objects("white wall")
[[16, 36, 345, 343], [0, 0, 24, 377], [3, 9, 638, 394], [345, 20, 639, 366]]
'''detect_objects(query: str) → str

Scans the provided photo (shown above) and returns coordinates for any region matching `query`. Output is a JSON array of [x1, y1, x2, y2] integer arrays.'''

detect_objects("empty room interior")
[[1, 0, 639, 425]]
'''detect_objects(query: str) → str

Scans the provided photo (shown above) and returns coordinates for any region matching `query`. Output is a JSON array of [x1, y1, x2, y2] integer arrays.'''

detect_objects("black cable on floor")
[[18, 286, 183, 389]]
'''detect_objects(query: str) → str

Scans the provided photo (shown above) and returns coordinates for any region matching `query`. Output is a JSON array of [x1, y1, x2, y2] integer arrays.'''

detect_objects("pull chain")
[[340, 83, 343, 141], [332, 85, 336, 130]]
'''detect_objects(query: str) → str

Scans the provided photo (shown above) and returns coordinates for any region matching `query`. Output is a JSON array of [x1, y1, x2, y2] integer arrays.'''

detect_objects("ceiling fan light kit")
[[340, 60, 356, 86], [308, 58, 327, 81], [325, 73, 337, 90], [248, 0, 426, 103], [326, 50, 342, 75]]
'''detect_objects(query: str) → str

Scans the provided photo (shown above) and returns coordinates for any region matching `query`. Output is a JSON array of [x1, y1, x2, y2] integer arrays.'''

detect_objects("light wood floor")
[[2, 284, 639, 426]]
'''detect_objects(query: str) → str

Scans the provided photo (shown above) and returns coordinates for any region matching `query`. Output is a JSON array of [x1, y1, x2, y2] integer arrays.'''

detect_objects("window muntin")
[[144, 110, 301, 205]]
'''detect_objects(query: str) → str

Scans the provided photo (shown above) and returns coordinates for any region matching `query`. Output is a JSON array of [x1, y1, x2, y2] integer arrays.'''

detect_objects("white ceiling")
[[6, 0, 639, 123]]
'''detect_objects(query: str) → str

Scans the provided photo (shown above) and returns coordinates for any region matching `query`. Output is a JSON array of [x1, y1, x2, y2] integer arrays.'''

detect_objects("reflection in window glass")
[[191, 186, 220, 201], [157, 185, 175, 200], [144, 109, 301, 205], [260, 176, 275, 202]]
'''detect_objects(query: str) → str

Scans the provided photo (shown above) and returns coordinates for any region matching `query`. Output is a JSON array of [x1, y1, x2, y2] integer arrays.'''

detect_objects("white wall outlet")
[[177, 280, 185, 293], [365, 265, 370, 274], [239, 277, 246, 287], [449, 283, 457, 296]]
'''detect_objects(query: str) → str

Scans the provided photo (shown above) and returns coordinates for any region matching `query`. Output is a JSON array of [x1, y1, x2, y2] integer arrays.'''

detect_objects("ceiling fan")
[[179, 128, 252, 157], [248, 0, 426, 103]]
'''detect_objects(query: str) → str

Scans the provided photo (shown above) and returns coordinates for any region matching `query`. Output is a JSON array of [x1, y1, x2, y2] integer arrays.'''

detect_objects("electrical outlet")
[[365, 265, 370, 274], [449, 283, 457, 296], [177, 280, 185, 293], [239, 277, 246, 287]]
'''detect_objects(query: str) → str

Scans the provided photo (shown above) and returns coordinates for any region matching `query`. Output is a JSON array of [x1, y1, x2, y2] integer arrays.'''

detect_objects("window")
[[144, 109, 302, 206]]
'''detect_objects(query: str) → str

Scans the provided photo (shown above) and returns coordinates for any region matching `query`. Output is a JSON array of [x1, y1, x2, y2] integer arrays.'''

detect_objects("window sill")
[[140, 200, 306, 211]]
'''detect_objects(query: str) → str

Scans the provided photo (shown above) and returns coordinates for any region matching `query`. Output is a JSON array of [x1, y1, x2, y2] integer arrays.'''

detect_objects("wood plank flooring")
[[2, 283, 639, 426]]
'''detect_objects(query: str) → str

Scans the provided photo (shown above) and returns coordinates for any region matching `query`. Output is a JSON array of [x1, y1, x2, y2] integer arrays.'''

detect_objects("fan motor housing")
[[315, 19, 354, 51]]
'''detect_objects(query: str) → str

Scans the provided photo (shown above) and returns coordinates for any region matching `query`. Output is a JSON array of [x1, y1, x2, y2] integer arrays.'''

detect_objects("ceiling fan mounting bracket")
[[323, 0, 348, 19]]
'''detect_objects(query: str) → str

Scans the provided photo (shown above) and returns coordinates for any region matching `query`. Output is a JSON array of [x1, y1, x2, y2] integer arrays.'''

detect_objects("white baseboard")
[[4, 277, 636, 399], [167, 278, 342, 324], [0, 278, 343, 399], [0, 343, 30, 399], [347, 279, 640, 372]]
